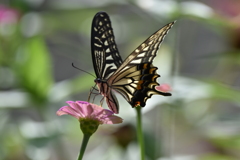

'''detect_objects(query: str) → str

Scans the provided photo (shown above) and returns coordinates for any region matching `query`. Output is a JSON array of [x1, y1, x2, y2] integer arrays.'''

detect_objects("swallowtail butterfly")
[[91, 12, 174, 114]]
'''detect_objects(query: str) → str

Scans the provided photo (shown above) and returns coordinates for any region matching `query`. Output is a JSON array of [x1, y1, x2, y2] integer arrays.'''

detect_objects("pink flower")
[[57, 101, 123, 125], [0, 5, 20, 36], [155, 84, 172, 92], [0, 5, 19, 24]]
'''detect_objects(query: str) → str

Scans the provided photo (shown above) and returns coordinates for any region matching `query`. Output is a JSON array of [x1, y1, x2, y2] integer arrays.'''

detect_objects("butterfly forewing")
[[91, 12, 123, 79], [113, 21, 175, 74]]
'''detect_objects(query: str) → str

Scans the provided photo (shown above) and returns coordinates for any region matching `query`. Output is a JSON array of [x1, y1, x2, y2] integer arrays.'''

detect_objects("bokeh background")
[[1, 0, 240, 160]]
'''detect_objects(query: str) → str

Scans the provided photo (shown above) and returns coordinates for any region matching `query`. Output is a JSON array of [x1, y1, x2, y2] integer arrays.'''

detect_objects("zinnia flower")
[[57, 101, 123, 135]]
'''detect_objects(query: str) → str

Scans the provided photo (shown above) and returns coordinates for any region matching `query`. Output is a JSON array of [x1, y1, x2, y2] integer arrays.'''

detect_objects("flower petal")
[[76, 101, 94, 117], [57, 101, 123, 125], [95, 109, 114, 120], [103, 115, 123, 124], [155, 84, 171, 92], [75, 101, 90, 106], [90, 103, 104, 114], [67, 101, 84, 117], [94, 107, 113, 117], [56, 106, 81, 119]]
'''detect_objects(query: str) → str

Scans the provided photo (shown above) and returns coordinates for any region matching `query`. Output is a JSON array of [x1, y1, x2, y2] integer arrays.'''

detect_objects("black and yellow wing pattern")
[[91, 11, 174, 114]]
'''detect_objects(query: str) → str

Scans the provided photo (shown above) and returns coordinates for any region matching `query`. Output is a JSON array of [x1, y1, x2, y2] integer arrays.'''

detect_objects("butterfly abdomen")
[[94, 78, 120, 113]]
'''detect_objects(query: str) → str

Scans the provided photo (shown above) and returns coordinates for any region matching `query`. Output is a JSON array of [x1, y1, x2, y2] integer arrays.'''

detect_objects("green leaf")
[[15, 36, 53, 104], [211, 135, 240, 150]]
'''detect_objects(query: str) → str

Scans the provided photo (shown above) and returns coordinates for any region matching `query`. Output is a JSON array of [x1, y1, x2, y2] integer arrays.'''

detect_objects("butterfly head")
[[94, 78, 102, 84]]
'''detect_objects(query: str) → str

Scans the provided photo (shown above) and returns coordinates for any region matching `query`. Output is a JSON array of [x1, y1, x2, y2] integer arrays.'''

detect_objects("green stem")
[[136, 106, 145, 160], [78, 134, 91, 160]]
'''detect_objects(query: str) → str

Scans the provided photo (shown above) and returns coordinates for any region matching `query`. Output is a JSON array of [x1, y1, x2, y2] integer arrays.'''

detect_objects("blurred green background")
[[1, 0, 240, 160]]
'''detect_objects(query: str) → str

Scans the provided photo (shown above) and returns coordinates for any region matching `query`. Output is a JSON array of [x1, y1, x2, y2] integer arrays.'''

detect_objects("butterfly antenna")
[[72, 63, 96, 78]]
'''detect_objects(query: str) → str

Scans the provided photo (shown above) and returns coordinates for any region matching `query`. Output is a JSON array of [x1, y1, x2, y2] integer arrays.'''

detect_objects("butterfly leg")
[[92, 92, 101, 103], [88, 84, 101, 104], [100, 97, 104, 106], [88, 84, 99, 102]]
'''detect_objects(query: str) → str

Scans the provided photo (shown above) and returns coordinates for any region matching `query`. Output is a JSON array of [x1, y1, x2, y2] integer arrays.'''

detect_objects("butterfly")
[[91, 11, 174, 114]]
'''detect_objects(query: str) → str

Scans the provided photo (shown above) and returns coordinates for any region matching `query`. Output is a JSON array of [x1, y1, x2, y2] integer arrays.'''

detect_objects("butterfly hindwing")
[[91, 12, 123, 79], [108, 22, 174, 108], [110, 63, 171, 107]]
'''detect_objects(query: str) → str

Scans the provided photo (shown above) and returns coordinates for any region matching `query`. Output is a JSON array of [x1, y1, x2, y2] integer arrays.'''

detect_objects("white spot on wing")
[[143, 46, 149, 51], [130, 59, 142, 64], [106, 48, 110, 53], [137, 52, 146, 57], [102, 34, 106, 38], [104, 40, 108, 46], [94, 43, 102, 47]]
